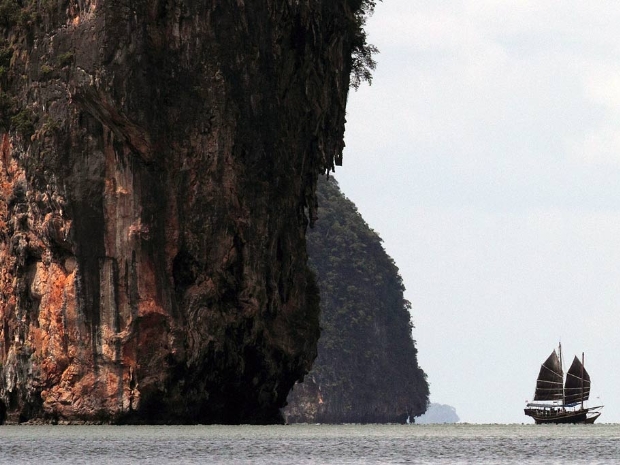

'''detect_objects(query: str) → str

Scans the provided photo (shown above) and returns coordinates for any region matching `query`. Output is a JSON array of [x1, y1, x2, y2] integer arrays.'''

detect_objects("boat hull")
[[524, 408, 601, 425]]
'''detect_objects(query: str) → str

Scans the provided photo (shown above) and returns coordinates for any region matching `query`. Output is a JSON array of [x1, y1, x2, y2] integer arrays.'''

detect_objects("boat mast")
[[581, 352, 584, 410], [559, 342, 564, 406]]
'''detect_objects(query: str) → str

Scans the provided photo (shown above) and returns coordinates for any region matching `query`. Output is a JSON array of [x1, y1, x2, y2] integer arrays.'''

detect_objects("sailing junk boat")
[[524, 344, 603, 424]]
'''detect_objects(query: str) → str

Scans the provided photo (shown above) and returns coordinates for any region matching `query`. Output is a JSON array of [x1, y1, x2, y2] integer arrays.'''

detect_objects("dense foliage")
[[286, 177, 429, 423], [349, 0, 379, 88]]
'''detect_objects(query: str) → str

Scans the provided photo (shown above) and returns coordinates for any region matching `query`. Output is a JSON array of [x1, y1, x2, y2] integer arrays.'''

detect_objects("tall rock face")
[[0, 0, 368, 424], [284, 177, 429, 423]]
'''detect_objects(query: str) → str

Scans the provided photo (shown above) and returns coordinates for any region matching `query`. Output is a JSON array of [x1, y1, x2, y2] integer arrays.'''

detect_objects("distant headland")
[[415, 403, 460, 424]]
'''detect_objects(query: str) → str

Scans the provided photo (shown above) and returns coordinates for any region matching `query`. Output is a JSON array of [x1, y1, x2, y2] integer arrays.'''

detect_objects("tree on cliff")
[[284, 177, 429, 423], [350, 0, 380, 89]]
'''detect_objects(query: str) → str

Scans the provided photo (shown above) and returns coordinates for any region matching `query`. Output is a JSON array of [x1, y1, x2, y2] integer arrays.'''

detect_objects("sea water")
[[0, 423, 619, 464]]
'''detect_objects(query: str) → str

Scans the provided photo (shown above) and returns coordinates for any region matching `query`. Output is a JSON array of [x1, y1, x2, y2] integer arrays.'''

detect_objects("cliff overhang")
[[0, 0, 371, 424]]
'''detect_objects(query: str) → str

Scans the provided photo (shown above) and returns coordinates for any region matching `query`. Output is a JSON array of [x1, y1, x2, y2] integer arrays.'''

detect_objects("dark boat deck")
[[524, 406, 602, 424]]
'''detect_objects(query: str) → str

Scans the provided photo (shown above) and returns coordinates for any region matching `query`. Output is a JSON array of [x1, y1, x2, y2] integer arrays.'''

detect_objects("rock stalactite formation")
[[0, 0, 372, 424]]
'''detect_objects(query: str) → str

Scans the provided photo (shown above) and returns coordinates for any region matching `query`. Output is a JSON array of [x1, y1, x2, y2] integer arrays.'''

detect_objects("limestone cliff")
[[284, 177, 429, 423], [0, 0, 371, 424]]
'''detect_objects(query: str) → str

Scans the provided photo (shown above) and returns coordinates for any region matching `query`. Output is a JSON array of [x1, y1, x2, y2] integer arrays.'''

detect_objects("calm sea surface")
[[0, 423, 619, 464]]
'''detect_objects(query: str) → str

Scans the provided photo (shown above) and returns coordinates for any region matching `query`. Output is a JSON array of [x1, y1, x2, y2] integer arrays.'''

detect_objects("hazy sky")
[[337, 1, 620, 423]]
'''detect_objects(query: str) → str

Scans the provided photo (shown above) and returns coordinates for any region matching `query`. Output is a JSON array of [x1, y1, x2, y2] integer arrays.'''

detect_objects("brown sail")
[[533, 350, 564, 401], [564, 356, 591, 405]]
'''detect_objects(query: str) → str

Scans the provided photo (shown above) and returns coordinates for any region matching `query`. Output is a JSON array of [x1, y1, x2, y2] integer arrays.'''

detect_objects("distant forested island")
[[284, 177, 429, 423], [415, 403, 460, 424]]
